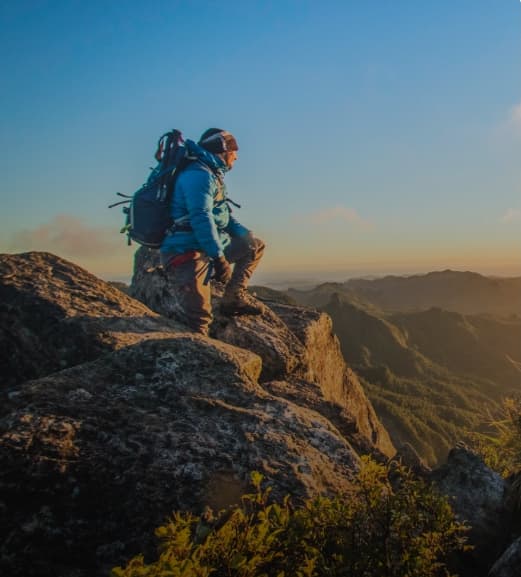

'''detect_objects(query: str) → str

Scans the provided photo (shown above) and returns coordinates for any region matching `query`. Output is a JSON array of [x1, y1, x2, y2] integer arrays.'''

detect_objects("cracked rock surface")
[[1, 251, 394, 577]]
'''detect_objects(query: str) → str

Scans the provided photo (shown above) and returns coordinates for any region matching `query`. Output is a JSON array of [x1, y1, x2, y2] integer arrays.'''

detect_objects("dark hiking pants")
[[165, 235, 265, 335]]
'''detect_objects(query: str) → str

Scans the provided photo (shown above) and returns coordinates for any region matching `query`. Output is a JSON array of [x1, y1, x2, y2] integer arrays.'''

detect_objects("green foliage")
[[361, 372, 488, 466], [112, 460, 467, 577], [319, 293, 513, 466], [468, 397, 521, 477]]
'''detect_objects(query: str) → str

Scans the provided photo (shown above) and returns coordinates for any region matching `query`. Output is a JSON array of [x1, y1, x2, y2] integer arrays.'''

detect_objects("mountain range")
[[286, 269, 521, 315], [260, 270, 521, 465]]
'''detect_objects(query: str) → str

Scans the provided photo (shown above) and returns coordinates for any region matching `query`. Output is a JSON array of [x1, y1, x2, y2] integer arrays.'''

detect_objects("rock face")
[[0, 251, 183, 389], [431, 445, 509, 576], [489, 536, 521, 577], [130, 247, 394, 457], [0, 251, 394, 577]]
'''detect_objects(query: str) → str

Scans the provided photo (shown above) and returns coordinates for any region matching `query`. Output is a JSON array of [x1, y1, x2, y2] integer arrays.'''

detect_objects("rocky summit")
[[3, 251, 520, 577], [0, 251, 393, 577]]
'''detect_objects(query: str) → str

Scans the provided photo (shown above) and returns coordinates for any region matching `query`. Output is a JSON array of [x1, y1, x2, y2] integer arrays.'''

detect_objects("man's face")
[[223, 150, 238, 169]]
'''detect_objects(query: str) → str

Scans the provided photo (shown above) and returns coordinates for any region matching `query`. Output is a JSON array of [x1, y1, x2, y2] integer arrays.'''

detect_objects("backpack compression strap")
[[155, 129, 183, 163]]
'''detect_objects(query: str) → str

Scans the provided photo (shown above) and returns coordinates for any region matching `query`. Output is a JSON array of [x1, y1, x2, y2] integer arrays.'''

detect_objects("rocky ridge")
[[0, 251, 392, 577], [2, 251, 521, 577]]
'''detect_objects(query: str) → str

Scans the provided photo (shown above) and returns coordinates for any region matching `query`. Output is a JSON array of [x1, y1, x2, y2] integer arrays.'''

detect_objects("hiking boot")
[[220, 288, 264, 316]]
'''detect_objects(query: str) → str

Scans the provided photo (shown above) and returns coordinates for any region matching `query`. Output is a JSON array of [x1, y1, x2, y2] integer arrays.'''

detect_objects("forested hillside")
[[282, 271, 521, 465]]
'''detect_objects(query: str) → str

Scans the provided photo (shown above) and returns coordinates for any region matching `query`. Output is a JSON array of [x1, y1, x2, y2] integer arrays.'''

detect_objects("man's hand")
[[213, 256, 232, 284]]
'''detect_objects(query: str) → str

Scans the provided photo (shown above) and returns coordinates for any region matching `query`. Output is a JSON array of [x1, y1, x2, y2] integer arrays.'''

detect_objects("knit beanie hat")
[[198, 128, 239, 153]]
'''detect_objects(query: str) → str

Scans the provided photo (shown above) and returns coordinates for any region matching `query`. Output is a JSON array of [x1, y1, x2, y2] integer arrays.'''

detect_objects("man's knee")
[[250, 235, 265, 251], [226, 234, 265, 263], [249, 236, 265, 260]]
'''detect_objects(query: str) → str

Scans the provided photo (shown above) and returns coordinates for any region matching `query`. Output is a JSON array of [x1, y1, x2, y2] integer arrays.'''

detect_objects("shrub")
[[468, 397, 521, 477], [112, 459, 467, 577]]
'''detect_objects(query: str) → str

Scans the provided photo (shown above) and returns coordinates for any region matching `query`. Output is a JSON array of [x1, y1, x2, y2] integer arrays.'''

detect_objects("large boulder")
[[431, 445, 509, 576], [0, 251, 182, 389], [0, 251, 394, 577], [130, 247, 394, 458], [1, 335, 359, 577], [488, 536, 521, 577]]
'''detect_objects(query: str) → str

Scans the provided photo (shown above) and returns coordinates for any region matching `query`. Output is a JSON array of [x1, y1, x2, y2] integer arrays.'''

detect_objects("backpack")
[[110, 129, 190, 248]]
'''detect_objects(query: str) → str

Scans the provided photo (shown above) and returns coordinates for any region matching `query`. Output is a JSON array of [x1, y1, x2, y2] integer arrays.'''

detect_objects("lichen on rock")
[[0, 251, 394, 577]]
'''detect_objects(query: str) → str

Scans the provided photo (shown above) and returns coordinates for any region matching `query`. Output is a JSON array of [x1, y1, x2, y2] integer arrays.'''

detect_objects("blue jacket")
[[160, 141, 249, 259]]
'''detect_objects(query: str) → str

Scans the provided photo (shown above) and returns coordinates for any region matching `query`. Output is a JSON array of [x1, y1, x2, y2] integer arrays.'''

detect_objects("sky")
[[1, 0, 520, 286]]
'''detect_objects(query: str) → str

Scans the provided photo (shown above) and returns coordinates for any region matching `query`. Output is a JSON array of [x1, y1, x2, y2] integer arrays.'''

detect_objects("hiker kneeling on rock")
[[160, 128, 265, 336]]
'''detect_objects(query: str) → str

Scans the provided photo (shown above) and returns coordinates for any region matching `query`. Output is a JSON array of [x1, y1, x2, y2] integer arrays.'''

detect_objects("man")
[[160, 128, 265, 336]]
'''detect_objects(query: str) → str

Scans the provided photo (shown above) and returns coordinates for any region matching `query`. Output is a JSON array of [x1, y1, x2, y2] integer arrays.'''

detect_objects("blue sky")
[[1, 0, 520, 284]]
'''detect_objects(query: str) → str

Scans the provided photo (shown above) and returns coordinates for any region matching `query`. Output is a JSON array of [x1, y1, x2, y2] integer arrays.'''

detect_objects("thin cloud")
[[295, 205, 373, 230], [9, 214, 124, 258], [510, 102, 521, 129], [501, 208, 521, 223]]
